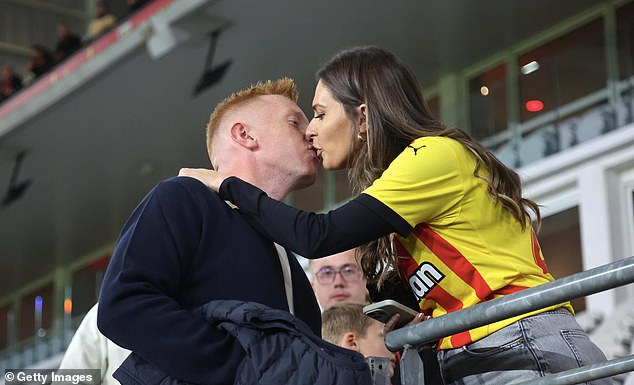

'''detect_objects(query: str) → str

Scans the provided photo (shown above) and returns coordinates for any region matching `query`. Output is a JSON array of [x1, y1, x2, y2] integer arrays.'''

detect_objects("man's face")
[[254, 95, 319, 190], [311, 249, 368, 310]]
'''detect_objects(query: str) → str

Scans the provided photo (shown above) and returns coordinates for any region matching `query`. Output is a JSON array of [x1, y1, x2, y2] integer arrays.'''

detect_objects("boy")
[[322, 302, 396, 379]]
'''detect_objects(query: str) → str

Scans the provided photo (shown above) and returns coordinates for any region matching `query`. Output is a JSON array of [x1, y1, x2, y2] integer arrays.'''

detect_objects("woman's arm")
[[240, 186, 413, 259], [178, 168, 411, 258], [179, 166, 405, 256]]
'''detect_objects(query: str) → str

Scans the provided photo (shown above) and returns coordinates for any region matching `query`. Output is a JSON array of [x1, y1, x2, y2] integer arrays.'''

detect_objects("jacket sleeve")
[[219, 177, 411, 258], [98, 179, 243, 385]]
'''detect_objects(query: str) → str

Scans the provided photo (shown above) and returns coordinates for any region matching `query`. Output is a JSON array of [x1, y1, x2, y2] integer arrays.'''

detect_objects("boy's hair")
[[205, 77, 299, 161], [322, 302, 373, 345]]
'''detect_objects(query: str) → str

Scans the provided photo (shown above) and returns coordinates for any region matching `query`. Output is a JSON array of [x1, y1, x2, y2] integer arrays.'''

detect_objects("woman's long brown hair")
[[317, 46, 540, 286]]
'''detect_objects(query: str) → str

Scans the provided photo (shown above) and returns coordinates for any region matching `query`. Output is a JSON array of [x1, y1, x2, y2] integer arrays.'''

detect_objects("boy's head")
[[321, 302, 396, 376]]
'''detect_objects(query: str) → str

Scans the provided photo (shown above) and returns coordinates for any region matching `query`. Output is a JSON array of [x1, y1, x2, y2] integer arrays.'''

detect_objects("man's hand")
[[178, 168, 227, 192]]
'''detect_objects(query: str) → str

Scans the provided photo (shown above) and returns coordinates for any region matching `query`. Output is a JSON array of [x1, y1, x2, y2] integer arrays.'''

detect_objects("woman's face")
[[307, 80, 360, 170]]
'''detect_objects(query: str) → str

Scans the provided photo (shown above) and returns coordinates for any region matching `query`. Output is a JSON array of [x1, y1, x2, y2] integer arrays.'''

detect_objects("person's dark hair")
[[317, 46, 541, 285]]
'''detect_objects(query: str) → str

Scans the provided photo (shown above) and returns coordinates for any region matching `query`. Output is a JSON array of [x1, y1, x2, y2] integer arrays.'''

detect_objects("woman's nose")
[[305, 120, 317, 141]]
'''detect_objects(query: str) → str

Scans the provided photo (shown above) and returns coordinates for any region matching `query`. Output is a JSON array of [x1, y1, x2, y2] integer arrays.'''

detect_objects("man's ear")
[[339, 332, 360, 352], [357, 104, 368, 136], [230, 122, 258, 149]]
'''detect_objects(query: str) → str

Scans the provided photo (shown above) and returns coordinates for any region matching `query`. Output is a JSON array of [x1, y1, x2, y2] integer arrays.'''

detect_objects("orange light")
[[64, 298, 72, 315], [525, 100, 544, 112]]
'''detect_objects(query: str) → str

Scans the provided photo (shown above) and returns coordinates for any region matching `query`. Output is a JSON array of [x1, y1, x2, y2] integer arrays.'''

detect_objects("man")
[[86, 1, 117, 42], [313, 251, 439, 385], [53, 22, 82, 63], [1, 64, 23, 102], [59, 303, 130, 385], [97, 79, 325, 385], [310, 248, 370, 310], [322, 302, 396, 378]]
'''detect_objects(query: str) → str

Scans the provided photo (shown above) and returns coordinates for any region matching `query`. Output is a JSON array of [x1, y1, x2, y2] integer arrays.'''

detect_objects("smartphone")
[[363, 299, 419, 328]]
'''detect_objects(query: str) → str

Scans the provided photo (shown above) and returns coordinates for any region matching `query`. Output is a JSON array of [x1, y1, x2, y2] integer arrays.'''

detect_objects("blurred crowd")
[[0, 0, 150, 105]]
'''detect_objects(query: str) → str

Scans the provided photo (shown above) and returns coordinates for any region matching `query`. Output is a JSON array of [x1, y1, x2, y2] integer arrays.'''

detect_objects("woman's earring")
[[358, 134, 366, 143]]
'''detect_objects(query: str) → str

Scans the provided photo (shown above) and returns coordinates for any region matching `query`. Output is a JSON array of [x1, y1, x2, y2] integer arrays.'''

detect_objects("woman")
[[180, 46, 609, 384]]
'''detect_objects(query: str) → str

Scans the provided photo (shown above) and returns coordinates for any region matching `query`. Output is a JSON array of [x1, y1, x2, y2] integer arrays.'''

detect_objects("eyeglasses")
[[314, 264, 362, 284]]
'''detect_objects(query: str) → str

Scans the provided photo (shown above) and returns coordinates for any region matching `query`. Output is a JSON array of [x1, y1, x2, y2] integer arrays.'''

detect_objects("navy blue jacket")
[[114, 300, 372, 385], [97, 177, 321, 385]]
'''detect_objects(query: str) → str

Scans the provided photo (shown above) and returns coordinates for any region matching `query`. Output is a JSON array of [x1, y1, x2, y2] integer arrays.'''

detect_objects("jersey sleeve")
[[218, 178, 398, 258], [363, 137, 466, 228]]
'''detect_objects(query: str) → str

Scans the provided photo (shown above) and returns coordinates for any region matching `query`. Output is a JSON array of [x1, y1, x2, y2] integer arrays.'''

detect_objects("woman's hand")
[[178, 168, 228, 192], [383, 312, 434, 349], [384, 312, 427, 334]]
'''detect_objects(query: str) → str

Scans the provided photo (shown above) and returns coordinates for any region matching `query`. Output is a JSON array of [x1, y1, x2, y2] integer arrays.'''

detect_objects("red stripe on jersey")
[[395, 237, 464, 317], [394, 238, 421, 287], [432, 285, 470, 348], [429, 282, 464, 313], [414, 224, 492, 301], [450, 330, 473, 348], [531, 230, 549, 274], [494, 285, 528, 296]]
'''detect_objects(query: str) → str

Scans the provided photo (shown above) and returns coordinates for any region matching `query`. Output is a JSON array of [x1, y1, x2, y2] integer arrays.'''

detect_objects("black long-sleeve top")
[[218, 176, 412, 258]]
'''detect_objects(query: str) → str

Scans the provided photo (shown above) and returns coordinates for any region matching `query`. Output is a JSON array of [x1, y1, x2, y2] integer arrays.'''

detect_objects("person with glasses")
[[311, 249, 435, 385], [179, 46, 610, 384], [309, 249, 369, 310]]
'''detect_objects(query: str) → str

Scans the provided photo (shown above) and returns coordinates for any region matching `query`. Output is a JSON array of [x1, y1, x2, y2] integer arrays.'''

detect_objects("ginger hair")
[[205, 78, 299, 163]]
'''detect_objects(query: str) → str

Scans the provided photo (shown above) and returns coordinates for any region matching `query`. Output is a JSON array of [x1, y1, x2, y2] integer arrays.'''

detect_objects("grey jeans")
[[436, 308, 613, 385]]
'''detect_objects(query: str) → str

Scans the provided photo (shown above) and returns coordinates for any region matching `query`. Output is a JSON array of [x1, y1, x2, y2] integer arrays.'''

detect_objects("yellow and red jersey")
[[363, 136, 572, 349]]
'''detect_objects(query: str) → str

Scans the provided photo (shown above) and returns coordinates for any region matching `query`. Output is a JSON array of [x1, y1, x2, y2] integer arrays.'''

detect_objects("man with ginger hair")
[[98, 79, 323, 385]]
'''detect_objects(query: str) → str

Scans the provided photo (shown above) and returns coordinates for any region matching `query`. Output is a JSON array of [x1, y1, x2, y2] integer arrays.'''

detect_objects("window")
[[469, 63, 508, 140], [625, 183, 634, 259], [630, 188, 634, 254], [617, 1, 634, 80], [518, 19, 606, 123], [71, 254, 111, 317], [334, 169, 353, 204], [617, 2, 634, 127], [0, 303, 13, 350], [538, 207, 586, 312], [427, 94, 441, 121], [19, 283, 54, 340], [292, 168, 326, 212]]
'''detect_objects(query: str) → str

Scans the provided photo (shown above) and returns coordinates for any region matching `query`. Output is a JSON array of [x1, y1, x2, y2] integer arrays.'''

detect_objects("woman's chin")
[[322, 159, 348, 171]]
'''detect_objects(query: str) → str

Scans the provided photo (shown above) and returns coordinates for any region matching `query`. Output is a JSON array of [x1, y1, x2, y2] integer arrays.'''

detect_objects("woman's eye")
[[313, 112, 325, 120]]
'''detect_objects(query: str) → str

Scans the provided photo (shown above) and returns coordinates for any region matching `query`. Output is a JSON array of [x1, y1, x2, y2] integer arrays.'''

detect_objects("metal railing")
[[385, 256, 634, 385], [0, 315, 84, 372]]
